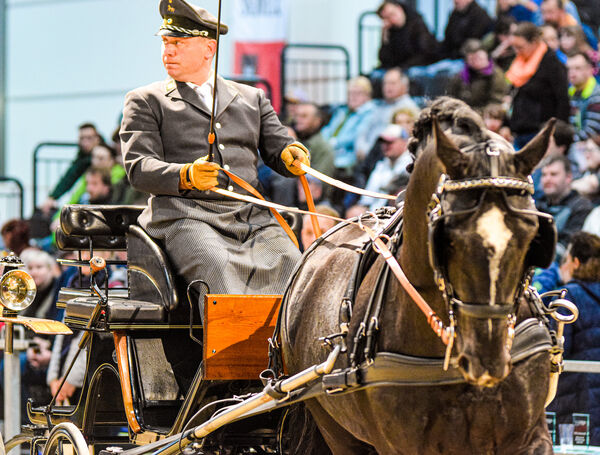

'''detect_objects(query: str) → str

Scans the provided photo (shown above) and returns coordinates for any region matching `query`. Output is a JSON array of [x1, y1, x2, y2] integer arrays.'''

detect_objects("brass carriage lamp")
[[0, 254, 71, 354]]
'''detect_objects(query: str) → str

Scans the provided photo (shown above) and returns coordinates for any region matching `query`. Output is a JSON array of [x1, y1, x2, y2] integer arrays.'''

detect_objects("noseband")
[[427, 143, 552, 339]]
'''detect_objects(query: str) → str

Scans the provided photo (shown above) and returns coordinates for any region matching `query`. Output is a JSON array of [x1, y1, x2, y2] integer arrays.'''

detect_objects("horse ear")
[[433, 115, 467, 178], [514, 118, 556, 176]]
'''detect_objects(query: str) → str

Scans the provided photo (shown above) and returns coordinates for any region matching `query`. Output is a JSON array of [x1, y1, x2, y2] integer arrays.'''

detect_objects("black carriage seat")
[[58, 204, 182, 325]]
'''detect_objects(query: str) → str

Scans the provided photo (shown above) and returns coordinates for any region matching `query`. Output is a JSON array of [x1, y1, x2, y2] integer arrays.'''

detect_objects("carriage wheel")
[[42, 423, 89, 455]]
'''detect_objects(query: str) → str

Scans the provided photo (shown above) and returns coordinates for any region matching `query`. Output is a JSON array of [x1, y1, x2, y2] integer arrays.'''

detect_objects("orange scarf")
[[506, 42, 548, 88]]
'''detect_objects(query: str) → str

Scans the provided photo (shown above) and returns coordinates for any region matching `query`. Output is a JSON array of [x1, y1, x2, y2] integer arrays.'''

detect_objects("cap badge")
[[167, 5, 175, 12]]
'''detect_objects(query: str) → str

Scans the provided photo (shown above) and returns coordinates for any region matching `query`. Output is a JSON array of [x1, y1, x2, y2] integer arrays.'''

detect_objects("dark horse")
[[281, 98, 557, 454]]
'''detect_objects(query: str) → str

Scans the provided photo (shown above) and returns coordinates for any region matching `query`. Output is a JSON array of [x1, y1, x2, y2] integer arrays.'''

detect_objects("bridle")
[[426, 142, 556, 348]]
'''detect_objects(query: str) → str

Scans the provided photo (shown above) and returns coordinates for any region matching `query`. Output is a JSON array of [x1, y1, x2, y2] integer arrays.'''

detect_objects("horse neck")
[[400, 145, 443, 290]]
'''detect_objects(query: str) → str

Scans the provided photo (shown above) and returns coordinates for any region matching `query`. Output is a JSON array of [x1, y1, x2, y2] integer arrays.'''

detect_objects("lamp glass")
[[0, 270, 36, 311]]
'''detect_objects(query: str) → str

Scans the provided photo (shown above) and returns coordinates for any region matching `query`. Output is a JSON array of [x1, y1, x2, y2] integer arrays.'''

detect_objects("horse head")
[[421, 99, 555, 387]]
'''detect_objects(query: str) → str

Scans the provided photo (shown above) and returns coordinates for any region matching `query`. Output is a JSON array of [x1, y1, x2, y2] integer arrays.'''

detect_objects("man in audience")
[[541, 0, 579, 29], [293, 103, 335, 177], [439, 0, 494, 60], [357, 124, 411, 210], [321, 76, 375, 175], [567, 52, 600, 143], [536, 155, 593, 255], [376, 0, 439, 70], [41, 123, 102, 214], [354, 68, 418, 162], [82, 168, 113, 205]]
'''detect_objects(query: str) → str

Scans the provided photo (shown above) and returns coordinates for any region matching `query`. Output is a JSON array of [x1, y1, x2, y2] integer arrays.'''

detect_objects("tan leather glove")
[[281, 142, 310, 176], [180, 158, 220, 191]]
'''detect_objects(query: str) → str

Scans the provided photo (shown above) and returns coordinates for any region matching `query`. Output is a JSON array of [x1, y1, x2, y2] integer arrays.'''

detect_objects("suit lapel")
[[215, 76, 238, 119], [165, 78, 211, 116]]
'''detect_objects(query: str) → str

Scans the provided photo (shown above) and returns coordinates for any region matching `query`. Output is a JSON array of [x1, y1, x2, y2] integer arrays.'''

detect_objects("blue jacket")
[[548, 280, 600, 445], [320, 101, 375, 170]]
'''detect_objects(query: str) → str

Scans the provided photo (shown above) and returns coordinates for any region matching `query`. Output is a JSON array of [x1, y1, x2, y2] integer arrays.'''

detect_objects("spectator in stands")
[[496, 0, 540, 24], [549, 231, 600, 446], [20, 249, 60, 410], [484, 15, 517, 72], [293, 103, 335, 177], [354, 68, 418, 162], [541, 0, 579, 28], [541, 24, 568, 64], [1, 219, 34, 256], [66, 144, 127, 205], [483, 103, 514, 143], [560, 26, 598, 66], [357, 124, 411, 210], [300, 205, 340, 250], [439, 0, 494, 61], [321, 76, 375, 173], [392, 106, 419, 135], [531, 119, 576, 198], [447, 39, 510, 109], [536, 155, 592, 255], [567, 52, 600, 142], [376, 0, 439, 70], [81, 168, 113, 205], [40, 123, 101, 214], [507, 22, 570, 149], [571, 138, 600, 202]]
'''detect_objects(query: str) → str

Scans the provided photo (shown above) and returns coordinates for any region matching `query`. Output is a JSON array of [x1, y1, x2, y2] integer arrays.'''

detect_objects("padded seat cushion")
[[66, 296, 165, 323], [55, 227, 127, 251], [60, 205, 145, 236]]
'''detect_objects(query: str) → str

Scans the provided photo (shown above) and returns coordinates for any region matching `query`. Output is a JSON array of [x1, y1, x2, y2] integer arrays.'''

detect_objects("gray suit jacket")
[[120, 76, 294, 203]]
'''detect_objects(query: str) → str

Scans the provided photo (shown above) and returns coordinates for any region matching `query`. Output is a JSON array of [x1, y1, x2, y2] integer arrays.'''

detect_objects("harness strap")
[[220, 168, 299, 249], [292, 160, 397, 201], [299, 174, 322, 238]]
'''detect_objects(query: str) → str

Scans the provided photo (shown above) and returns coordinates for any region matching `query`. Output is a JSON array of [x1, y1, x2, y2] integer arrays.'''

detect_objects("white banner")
[[232, 0, 290, 42]]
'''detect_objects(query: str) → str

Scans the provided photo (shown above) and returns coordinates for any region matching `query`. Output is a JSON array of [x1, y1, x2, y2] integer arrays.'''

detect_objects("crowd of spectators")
[[1, 0, 600, 437]]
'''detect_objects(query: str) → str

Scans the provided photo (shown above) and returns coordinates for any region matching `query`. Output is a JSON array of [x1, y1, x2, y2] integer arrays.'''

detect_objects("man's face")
[[78, 127, 100, 154], [379, 3, 406, 28], [26, 260, 53, 288], [382, 137, 407, 161], [86, 173, 110, 201], [382, 70, 404, 101], [294, 105, 321, 135], [567, 55, 593, 89], [541, 161, 572, 199], [466, 50, 489, 71], [541, 0, 561, 26], [91, 146, 114, 170], [161, 35, 215, 82]]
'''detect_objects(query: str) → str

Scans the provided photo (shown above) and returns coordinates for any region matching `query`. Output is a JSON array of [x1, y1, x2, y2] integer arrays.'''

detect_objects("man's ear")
[[205, 39, 217, 59], [573, 256, 581, 270]]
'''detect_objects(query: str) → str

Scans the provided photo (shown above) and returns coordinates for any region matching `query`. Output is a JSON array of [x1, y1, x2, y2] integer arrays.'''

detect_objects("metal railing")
[[358, 11, 381, 76], [32, 142, 78, 210], [0, 176, 24, 226], [280, 43, 350, 114], [228, 75, 273, 103]]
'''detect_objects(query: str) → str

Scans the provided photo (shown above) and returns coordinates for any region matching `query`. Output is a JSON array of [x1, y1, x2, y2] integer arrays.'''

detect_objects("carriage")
[[1, 98, 582, 454]]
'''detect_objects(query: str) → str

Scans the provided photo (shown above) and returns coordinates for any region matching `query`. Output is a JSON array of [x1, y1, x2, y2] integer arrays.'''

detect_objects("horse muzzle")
[[454, 302, 515, 387]]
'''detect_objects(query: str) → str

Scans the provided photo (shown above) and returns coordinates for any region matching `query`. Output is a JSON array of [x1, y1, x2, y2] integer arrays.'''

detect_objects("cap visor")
[[156, 28, 192, 37]]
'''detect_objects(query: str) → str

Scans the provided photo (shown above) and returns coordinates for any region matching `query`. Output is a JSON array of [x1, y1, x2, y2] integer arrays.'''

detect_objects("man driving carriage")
[[120, 0, 309, 299]]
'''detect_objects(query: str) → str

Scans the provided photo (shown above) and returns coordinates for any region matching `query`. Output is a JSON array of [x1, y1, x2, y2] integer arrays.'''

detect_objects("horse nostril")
[[457, 355, 470, 373]]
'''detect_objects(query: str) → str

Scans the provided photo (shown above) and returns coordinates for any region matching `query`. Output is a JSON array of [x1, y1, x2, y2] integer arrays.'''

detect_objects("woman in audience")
[[548, 231, 600, 445], [507, 22, 570, 148], [559, 24, 599, 69]]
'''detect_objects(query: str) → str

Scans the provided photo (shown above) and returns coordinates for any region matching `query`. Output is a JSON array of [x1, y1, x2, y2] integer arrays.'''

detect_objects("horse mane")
[[407, 97, 499, 176]]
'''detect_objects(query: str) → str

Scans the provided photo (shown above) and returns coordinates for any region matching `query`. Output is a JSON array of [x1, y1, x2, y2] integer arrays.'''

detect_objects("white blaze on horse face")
[[476, 207, 512, 306]]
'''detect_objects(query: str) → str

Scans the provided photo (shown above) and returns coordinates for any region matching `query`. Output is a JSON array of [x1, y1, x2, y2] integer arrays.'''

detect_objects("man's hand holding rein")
[[180, 158, 220, 191], [281, 142, 311, 176]]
